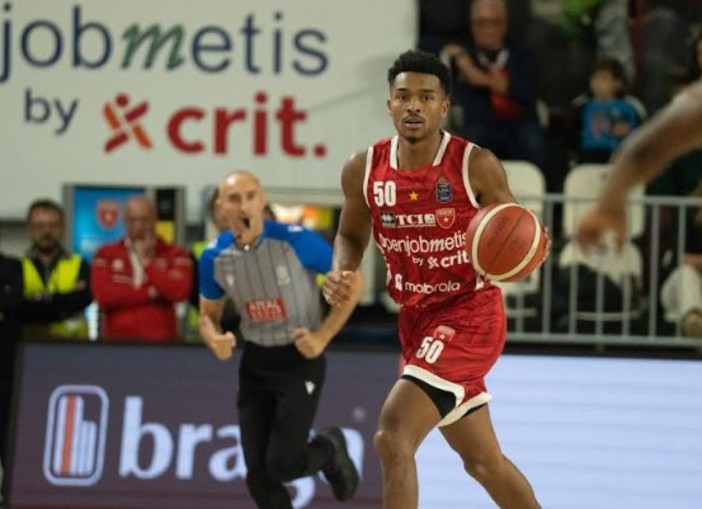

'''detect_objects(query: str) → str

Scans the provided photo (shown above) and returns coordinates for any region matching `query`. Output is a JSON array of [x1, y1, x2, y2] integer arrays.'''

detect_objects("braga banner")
[[9, 343, 702, 509], [0, 0, 417, 221]]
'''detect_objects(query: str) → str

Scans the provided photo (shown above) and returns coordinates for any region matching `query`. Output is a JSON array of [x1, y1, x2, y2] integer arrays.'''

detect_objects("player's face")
[[388, 72, 449, 144], [28, 208, 63, 254], [218, 174, 267, 245]]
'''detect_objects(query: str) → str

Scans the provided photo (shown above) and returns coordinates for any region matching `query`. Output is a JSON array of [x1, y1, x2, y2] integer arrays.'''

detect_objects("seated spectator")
[[569, 57, 646, 164], [443, 0, 550, 176], [20, 199, 91, 339], [0, 252, 22, 502], [91, 196, 192, 342], [660, 180, 702, 338]]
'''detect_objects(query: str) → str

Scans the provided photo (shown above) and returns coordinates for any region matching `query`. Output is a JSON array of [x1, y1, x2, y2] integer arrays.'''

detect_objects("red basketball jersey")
[[364, 131, 492, 307]]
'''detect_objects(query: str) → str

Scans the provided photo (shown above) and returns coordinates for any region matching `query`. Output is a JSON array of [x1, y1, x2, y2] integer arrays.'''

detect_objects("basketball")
[[465, 203, 547, 282]]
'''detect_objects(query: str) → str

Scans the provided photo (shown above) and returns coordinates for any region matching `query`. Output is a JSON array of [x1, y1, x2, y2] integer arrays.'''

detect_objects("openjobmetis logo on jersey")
[[43, 385, 109, 486]]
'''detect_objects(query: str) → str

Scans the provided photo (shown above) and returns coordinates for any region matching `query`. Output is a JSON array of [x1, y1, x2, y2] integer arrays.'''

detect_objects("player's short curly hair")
[[387, 49, 452, 97]]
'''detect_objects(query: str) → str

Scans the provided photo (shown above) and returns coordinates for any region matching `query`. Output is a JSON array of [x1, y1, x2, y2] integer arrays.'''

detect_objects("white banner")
[[0, 0, 416, 220]]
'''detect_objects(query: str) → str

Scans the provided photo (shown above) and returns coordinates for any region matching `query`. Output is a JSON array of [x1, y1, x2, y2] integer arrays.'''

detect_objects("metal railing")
[[504, 193, 702, 349]]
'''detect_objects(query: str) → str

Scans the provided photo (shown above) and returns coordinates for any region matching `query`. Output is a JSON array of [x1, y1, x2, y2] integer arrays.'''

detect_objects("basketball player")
[[199, 171, 363, 508], [577, 80, 702, 250], [324, 50, 543, 508]]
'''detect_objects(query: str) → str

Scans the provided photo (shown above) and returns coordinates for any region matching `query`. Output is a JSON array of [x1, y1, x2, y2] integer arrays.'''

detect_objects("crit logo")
[[43, 385, 109, 486], [103, 93, 153, 153]]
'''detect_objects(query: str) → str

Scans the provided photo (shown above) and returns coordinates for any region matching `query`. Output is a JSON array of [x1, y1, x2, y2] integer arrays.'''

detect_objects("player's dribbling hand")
[[210, 331, 236, 361], [322, 270, 355, 307], [575, 203, 627, 254], [292, 327, 328, 359]]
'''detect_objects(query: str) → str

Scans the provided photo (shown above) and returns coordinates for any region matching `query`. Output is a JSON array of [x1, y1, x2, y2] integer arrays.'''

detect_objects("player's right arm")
[[199, 296, 235, 360], [324, 151, 372, 307]]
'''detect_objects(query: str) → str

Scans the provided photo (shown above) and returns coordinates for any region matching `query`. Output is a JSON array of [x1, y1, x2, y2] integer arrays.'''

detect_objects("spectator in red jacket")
[[91, 196, 192, 341]]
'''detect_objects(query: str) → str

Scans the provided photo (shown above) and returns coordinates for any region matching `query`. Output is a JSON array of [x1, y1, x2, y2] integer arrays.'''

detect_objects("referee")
[[198, 171, 363, 508]]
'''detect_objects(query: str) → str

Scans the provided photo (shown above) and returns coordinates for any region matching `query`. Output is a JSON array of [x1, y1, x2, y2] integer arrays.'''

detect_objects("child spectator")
[[569, 57, 646, 164]]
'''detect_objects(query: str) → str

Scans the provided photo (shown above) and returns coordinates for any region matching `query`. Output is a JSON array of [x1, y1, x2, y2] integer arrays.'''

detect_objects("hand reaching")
[[576, 203, 627, 254]]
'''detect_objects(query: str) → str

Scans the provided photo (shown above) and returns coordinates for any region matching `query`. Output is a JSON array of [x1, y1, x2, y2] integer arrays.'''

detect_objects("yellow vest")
[[22, 255, 89, 339]]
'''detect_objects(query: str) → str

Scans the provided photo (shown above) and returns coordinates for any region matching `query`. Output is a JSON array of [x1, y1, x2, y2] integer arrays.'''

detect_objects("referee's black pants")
[[238, 342, 331, 509]]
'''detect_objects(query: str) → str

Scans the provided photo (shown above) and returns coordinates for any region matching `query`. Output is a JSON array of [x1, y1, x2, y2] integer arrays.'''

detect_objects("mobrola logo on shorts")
[[43, 385, 109, 486]]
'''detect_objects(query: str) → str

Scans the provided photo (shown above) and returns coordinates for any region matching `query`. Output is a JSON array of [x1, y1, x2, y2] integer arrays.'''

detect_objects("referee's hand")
[[210, 331, 236, 360], [293, 328, 327, 359]]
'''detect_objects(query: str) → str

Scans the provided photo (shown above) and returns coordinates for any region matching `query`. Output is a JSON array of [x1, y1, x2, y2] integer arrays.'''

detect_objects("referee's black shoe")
[[317, 427, 359, 501]]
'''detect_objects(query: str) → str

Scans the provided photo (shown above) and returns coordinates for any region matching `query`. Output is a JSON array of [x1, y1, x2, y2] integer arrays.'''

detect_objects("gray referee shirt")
[[199, 221, 333, 347]]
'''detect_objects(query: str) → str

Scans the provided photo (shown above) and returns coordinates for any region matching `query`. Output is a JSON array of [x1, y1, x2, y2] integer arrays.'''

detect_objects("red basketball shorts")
[[398, 286, 506, 427]]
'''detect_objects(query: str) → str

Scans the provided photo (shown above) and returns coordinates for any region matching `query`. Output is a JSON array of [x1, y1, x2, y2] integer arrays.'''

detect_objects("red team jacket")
[[91, 238, 192, 341], [365, 131, 492, 308]]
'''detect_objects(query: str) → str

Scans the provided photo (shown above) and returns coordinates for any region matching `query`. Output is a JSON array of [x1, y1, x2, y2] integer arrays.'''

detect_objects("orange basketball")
[[465, 203, 547, 282]]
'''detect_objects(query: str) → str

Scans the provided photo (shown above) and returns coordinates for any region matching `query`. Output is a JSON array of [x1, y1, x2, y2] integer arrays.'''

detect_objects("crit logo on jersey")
[[379, 211, 436, 229], [246, 299, 287, 322], [43, 385, 109, 486], [103, 93, 153, 153]]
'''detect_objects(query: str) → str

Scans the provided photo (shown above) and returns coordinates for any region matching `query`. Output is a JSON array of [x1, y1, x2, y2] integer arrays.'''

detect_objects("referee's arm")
[[199, 296, 235, 360]]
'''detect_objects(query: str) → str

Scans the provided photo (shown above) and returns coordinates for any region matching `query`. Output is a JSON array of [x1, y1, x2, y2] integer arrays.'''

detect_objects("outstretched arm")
[[577, 82, 702, 251], [599, 82, 702, 199]]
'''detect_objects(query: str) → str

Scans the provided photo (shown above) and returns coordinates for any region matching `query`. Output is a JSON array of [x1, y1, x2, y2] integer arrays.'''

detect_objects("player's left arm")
[[293, 270, 364, 359], [291, 229, 364, 359], [468, 147, 517, 207], [469, 147, 551, 260]]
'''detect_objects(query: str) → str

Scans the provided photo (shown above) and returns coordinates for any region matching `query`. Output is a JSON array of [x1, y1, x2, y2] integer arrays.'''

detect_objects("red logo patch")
[[433, 325, 455, 342], [246, 299, 287, 322], [436, 208, 456, 229]]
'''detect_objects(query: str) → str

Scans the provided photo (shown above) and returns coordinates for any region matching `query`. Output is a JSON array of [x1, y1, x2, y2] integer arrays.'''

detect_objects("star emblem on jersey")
[[436, 208, 456, 229], [409, 191, 419, 201], [305, 381, 316, 394]]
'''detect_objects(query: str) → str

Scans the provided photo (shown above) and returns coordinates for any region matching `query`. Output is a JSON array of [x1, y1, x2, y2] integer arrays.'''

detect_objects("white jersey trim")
[[438, 391, 492, 427], [390, 131, 451, 170], [432, 131, 451, 166], [362, 146, 374, 208], [390, 135, 399, 170], [402, 364, 493, 427], [402, 365, 465, 408], [461, 143, 480, 208]]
